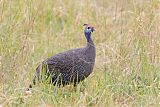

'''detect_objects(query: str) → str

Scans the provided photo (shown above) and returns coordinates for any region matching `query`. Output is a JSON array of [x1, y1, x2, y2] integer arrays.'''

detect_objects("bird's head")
[[83, 24, 95, 33], [83, 24, 95, 40]]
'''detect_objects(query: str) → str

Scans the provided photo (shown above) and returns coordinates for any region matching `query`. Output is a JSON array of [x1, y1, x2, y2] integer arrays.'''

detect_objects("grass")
[[0, 0, 160, 106]]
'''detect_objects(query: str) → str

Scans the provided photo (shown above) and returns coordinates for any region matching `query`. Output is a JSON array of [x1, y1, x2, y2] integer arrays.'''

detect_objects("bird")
[[30, 24, 96, 87]]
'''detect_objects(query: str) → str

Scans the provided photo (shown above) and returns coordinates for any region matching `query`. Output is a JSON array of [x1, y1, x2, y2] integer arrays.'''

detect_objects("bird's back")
[[35, 46, 95, 86]]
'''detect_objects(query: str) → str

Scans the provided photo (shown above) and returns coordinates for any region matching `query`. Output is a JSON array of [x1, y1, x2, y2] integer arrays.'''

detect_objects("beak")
[[91, 27, 95, 32]]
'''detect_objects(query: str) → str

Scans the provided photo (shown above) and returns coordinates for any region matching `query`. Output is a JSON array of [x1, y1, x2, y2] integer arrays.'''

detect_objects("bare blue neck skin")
[[84, 32, 92, 42], [84, 32, 94, 47]]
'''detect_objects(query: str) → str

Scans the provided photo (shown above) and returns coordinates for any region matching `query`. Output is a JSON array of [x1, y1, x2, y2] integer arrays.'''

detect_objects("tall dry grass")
[[0, 0, 160, 106]]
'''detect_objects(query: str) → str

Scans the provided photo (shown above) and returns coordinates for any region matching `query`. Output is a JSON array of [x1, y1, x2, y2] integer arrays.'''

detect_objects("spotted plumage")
[[31, 24, 96, 87]]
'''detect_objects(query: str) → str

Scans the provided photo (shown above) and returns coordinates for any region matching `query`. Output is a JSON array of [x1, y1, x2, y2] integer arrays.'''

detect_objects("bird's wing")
[[35, 47, 87, 85], [46, 52, 76, 73], [42, 49, 84, 80]]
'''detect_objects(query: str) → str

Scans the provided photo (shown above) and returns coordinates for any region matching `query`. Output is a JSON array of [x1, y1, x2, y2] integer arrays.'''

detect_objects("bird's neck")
[[86, 35, 95, 55], [83, 33, 96, 63], [85, 37, 96, 63], [85, 33, 94, 46], [87, 38, 94, 47]]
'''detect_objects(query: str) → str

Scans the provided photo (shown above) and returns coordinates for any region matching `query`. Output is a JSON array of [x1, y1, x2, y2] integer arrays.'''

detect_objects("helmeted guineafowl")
[[31, 24, 96, 87]]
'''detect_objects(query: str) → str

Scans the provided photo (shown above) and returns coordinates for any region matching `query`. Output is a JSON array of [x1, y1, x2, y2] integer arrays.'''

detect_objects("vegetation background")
[[0, 0, 160, 106]]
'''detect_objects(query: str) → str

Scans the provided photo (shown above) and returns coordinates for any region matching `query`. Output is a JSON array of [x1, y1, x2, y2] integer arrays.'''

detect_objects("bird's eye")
[[87, 27, 90, 29]]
